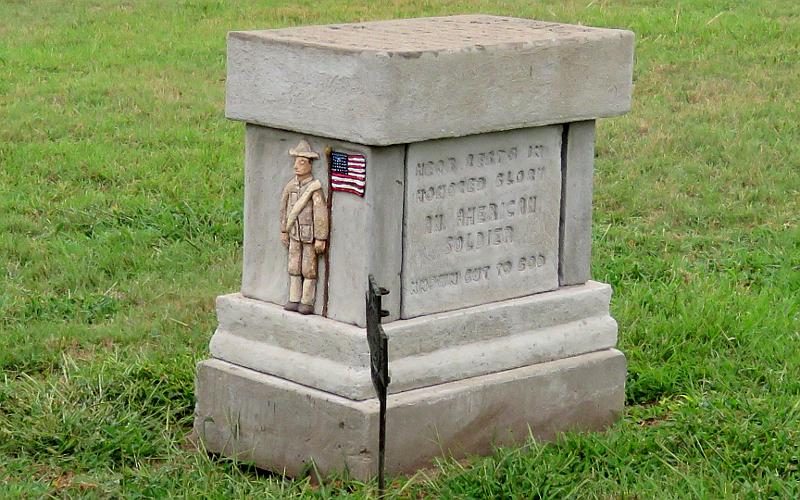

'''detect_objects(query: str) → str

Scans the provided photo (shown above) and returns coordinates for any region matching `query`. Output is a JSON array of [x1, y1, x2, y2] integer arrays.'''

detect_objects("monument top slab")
[[226, 15, 634, 145], [234, 15, 620, 54]]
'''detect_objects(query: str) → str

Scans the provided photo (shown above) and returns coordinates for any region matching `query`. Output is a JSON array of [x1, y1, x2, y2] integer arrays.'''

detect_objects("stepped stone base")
[[194, 349, 626, 479], [208, 281, 618, 400]]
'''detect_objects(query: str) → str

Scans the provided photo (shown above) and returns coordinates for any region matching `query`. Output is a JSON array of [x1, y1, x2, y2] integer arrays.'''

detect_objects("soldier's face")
[[294, 157, 312, 177]]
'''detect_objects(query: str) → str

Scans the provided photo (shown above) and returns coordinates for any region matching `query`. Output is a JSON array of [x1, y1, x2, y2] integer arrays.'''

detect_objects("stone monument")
[[194, 15, 634, 479]]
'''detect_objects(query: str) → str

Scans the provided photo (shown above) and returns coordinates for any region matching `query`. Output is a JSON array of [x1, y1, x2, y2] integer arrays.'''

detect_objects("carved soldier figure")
[[280, 140, 329, 314]]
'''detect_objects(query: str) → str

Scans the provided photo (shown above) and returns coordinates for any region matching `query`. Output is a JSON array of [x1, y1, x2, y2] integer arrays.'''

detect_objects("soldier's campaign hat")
[[289, 140, 319, 159]]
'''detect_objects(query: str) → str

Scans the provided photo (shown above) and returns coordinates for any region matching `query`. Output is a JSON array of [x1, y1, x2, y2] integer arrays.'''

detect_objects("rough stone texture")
[[194, 359, 377, 479], [209, 281, 616, 400], [402, 126, 562, 317], [226, 15, 634, 145], [194, 349, 626, 479], [241, 125, 404, 326], [559, 121, 596, 286]]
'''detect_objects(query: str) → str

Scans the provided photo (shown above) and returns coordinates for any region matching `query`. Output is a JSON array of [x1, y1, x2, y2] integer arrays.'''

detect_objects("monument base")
[[194, 348, 626, 480]]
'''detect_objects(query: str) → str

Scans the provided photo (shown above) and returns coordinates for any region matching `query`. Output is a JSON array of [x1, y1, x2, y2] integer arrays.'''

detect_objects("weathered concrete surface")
[[559, 121, 596, 286], [388, 280, 614, 356], [209, 281, 616, 400], [402, 126, 562, 317], [241, 125, 404, 326], [194, 349, 626, 479], [194, 358, 377, 479], [226, 15, 634, 146], [213, 294, 368, 367]]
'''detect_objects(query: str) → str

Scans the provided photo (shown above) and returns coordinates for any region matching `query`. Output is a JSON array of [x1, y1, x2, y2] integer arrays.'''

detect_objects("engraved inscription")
[[528, 144, 544, 158], [445, 226, 513, 254], [409, 271, 460, 294], [415, 176, 487, 203], [454, 195, 537, 227], [466, 147, 518, 167], [407, 254, 548, 296], [495, 166, 545, 186], [402, 127, 563, 317], [416, 158, 457, 176], [424, 213, 446, 234]]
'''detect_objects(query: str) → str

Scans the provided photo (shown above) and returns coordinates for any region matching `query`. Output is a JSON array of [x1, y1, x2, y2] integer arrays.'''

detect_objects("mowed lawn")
[[1, 0, 798, 497]]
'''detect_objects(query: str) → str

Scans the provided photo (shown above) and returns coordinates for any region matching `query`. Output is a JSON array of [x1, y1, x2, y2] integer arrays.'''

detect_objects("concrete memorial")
[[194, 15, 634, 479]]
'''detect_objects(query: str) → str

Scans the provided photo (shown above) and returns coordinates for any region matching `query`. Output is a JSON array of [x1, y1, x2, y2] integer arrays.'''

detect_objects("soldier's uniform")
[[279, 140, 328, 314], [280, 177, 328, 280]]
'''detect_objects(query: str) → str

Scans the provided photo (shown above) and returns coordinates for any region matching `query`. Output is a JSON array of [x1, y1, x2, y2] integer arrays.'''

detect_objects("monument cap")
[[225, 15, 635, 145]]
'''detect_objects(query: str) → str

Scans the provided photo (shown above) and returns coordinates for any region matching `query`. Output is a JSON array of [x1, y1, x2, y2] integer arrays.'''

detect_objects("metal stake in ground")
[[366, 275, 390, 495]]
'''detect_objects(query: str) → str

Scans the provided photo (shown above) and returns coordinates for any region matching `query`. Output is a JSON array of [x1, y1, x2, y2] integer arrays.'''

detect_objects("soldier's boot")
[[297, 279, 316, 315], [285, 275, 302, 311]]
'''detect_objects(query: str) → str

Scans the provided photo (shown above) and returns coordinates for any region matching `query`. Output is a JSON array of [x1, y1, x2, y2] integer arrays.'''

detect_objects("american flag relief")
[[329, 151, 366, 197]]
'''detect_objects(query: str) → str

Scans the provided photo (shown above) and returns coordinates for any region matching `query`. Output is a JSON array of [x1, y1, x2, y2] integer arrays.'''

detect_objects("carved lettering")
[[496, 260, 513, 276], [403, 128, 562, 314], [415, 176, 486, 203], [416, 157, 457, 177], [464, 266, 491, 283], [465, 147, 518, 168], [424, 213, 446, 233], [409, 253, 545, 295], [445, 226, 513, 253], [496, 166, 545, 187], [455, 196, 537, 227], [409, 271, 461, 295], [518, 254, 546, 271]]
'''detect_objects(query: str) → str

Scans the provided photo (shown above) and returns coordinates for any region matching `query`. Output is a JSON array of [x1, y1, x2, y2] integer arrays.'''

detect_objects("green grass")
[[1, 0, 798, 497]]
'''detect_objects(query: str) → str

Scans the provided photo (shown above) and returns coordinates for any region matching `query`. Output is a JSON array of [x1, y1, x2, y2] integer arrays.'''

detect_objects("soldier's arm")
[[279, 183, 291, 233], [312, 189, 329, 241]]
